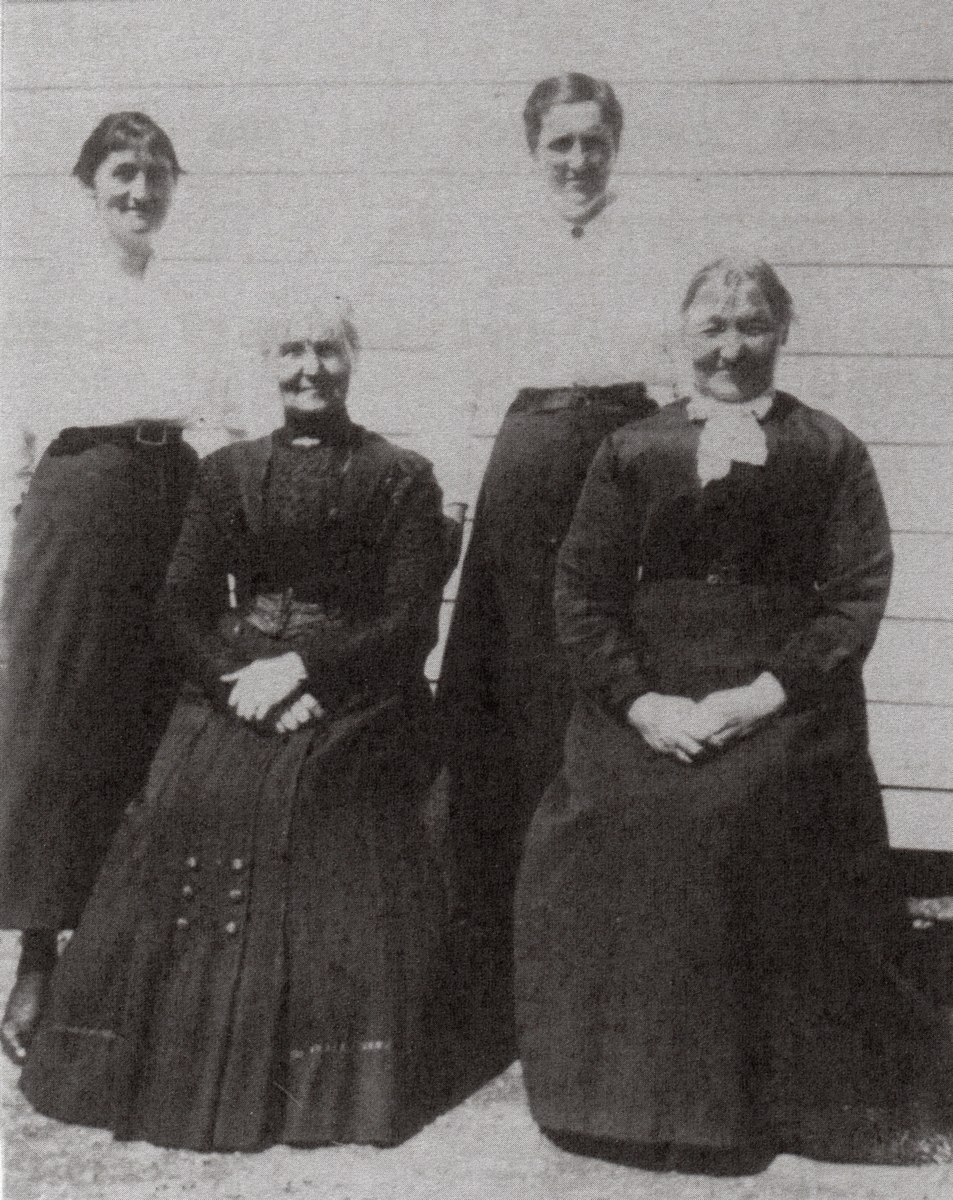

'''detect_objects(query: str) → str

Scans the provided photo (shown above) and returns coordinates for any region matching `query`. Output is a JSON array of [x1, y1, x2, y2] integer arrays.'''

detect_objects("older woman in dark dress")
[[19, 297, 452, 1151], [514, 258, 953, 1170]]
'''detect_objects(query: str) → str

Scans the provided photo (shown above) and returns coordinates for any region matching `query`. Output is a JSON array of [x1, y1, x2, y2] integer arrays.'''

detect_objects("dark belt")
[[48, 421, 184, 457], [511, 383, 649, 415]]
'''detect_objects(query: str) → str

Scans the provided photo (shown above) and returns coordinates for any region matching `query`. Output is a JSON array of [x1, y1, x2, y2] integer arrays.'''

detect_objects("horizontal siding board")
[[780, 357, 953, 445], [0, 176, 483, 267], [226, 262, 953, 360], [658, 174, 953, 268], [0, 259, 469, 353], [868, 445, 953, 533], [5, 1, 953, 88], [882, 788, 953, 852], [865, 619, 953, 706], [868, 702, 953, 791], [4, 174, 952, 267], [886, 534, 953, 620], [778, 267, 953, 357], [4, 83, 953, 178]]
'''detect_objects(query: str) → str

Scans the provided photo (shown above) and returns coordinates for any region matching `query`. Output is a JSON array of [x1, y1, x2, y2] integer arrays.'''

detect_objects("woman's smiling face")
[[270, 324, 353, 415], [92, 149, 176, 243], [681, 279, 787, 404], [534, 101, 616, 215]]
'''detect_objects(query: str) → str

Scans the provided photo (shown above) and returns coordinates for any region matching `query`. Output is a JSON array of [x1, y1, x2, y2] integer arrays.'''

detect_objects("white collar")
[[685, 389, 775, 423], [541, 187, 617, 235]]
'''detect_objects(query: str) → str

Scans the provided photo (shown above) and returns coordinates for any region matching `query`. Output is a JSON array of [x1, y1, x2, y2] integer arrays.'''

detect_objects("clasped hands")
[[221, 651, 324, 733], [626, 671, 786, 764]]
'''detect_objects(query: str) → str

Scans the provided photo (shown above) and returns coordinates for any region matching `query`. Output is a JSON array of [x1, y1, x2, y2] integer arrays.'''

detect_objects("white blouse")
[[466, 180, 699, 432], [3, 215, 236, 503], [686, 390, 774, 485]]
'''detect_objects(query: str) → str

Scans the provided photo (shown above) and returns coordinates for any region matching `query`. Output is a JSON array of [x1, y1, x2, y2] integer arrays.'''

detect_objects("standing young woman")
[[0, 114, 203, 1062], [436, 78, 660, 1073]]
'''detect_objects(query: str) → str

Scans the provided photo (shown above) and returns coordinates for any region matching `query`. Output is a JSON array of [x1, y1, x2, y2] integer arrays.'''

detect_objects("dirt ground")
[[2, 930, 951, 1200]]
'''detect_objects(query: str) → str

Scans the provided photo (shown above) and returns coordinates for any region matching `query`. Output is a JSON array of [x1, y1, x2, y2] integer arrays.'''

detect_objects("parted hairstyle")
[[522, 73, 624, 154], [72, 112, 183, 189], [680, 256, 795, 332]]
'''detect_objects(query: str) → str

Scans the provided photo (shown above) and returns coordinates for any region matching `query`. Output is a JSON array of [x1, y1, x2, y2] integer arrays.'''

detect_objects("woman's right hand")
[[220, 651, 308, 722], [626, 692, 705, 763]]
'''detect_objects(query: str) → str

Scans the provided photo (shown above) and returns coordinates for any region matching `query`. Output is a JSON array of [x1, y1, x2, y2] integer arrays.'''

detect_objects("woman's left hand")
[[220, 652, 308, 722], [691, 672, 786, 750], [274, 692, 323, 734]]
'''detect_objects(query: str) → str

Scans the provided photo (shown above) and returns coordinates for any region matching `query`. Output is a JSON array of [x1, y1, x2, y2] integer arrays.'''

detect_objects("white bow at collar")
[[685, 391, 774, 486]]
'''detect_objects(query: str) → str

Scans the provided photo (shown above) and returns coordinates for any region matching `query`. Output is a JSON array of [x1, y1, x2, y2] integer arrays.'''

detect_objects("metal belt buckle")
[[135, 421, 169, 447]]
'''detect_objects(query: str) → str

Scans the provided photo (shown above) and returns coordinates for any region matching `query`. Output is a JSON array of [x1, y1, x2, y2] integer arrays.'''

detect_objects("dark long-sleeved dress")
[[514, 393, 952, 1164], [20, 421, 451, 1152]]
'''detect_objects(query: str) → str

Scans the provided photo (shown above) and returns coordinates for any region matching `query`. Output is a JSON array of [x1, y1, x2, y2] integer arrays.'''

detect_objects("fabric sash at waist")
[[48, 421, 185, 457], [510, 383, 649, 415]]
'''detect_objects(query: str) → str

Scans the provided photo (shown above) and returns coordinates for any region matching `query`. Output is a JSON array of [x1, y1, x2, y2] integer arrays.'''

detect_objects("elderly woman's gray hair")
[[256, 290, 361, 360], [679, 257, 795, 332]]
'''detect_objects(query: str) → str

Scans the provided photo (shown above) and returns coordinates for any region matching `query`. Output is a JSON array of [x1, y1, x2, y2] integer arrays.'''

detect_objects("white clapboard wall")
[[3, 0, 951, 851]]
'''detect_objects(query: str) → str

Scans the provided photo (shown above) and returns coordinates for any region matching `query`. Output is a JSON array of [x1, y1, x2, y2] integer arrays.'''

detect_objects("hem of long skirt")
[[531, 1101, 953, 1168], [18, 1111, 430, 1155], [540, 1128, 777, 1176], [109, 1131, 416, 1154], [774, 1104, 953, 1166], [21, 1041, 436, 1153]]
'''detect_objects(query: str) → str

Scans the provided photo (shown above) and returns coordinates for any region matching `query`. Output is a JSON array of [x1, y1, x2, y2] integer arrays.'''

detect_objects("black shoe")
[[0, 971, 50, 1066]]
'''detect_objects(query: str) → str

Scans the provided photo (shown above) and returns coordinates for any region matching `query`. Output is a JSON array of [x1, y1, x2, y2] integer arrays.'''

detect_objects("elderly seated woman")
[[514, 257, 953, 1172], [19, 295, 453, 1152]]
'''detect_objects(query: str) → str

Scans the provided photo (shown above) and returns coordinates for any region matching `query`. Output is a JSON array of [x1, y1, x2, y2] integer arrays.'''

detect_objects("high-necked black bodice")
[[162, 421, 446, 712], [555, 393, 892, 713]]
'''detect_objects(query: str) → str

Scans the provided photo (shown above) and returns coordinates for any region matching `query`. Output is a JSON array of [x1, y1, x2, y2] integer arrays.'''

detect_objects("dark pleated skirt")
[[20, 689, 448, 1151], [0, 434, 196, 929]]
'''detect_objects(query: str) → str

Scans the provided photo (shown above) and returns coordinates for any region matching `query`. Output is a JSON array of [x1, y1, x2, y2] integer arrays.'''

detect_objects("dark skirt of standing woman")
[[0, 425, 197, 931], [435, 383, 656, 1078]]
